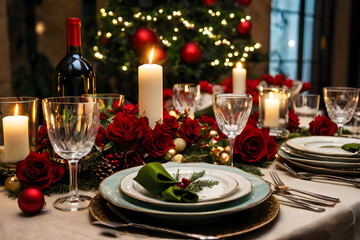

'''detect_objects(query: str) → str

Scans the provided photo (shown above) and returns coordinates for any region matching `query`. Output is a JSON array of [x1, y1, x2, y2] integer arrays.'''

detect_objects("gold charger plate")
[[89, 193, 279, 238]]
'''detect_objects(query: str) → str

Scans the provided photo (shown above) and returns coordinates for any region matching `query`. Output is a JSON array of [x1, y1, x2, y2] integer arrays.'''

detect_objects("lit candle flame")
[[269, 92, 274, 99], [14, 104, 19, 117], [236, 62, 242, 68], [184, 84, 189, 93], [149, 47, 155, 64]]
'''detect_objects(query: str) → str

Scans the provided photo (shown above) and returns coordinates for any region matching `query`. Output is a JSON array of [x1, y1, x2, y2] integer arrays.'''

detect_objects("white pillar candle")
[[232, 62, 247, 95], [264, 92, 280, 128], [2, 105, 29, 163], [138, 48, 163, 128]]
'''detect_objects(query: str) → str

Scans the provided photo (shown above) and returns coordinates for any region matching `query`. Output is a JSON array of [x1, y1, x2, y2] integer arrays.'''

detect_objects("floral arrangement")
[[2, 73, 342, 198]]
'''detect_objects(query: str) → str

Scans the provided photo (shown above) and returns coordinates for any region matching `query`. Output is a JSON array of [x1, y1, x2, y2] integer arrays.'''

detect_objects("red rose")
[[16, 152, 65, 190], [247, 112, 259, 126], [301, 82, 311, 92], [121, 150, 145, 169], [100, 112, 108, 120], [96, 126, 106, 150], [199, 80, 213, 94], [123, 103, 139, 114], [37, 122, 50, 151], [163, 88, 173, 100], [159, 116, 179, 135], [246, 78, 261, 105], [198, 115, 218, 130], [282, 79, 294, 88], [287, 109, 300, 132], [220, 77, 233, 93], [179, 118, 201, 144], [309, 116, 338, 136], [233, 124, 275, 163], [106, 112, 145, 147], [142, 127, 175, 158]]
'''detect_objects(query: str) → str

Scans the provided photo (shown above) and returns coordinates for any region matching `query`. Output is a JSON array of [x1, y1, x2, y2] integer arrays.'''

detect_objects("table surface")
[[1, 162, 359, 240]]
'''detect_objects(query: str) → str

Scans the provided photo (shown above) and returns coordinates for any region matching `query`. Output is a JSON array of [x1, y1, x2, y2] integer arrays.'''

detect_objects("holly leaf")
[[342, 143, 360, 153]]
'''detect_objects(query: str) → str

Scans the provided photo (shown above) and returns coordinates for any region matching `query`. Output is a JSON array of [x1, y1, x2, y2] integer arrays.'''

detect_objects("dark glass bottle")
[[53, 17, 96, 96]]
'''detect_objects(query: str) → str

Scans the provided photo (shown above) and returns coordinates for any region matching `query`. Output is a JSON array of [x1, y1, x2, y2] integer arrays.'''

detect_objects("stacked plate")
[[277, 136, 360, 176], [99, 162, 272, 222]]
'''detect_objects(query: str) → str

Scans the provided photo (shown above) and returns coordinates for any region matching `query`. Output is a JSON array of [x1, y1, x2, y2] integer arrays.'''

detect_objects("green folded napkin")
[[133, 162, 199, 203]]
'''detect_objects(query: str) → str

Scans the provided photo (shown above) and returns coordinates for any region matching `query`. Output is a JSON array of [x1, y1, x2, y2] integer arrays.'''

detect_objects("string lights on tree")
[[93, 0, 259, 101]]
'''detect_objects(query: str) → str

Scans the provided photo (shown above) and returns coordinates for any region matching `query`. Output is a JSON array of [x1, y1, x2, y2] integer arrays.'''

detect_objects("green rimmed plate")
[[99, 162, 271, 221]]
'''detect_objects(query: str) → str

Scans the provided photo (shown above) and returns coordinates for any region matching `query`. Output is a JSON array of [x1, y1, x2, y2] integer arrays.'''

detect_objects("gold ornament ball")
[[172, 154, 184, 163], [5, 176, 21, 192], [218, 152, 230, 165], [164, 148, 176, 160], [173, 138, 186, 153], [224, 146, 230, 153], [209, 130, 218, 137]]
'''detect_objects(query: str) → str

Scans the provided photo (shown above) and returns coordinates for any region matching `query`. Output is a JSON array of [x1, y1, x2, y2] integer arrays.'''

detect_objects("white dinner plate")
[[286, 136, 360, 157], [280, 144, 360, 163], [99, 162, 271, 221], [120, 166, 252, 207], [277, 149, 360, 169]]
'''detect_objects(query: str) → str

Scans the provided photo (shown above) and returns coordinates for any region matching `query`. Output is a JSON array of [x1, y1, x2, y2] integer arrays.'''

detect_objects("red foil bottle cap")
[[66, 17, 81, 46]]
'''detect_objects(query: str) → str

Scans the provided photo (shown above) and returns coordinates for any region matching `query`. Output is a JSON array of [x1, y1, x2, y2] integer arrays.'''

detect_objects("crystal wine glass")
[[212, 94, 253, 166], [42, 97, 100, 211], [172, 83, 201, 117], [323, 87, 360, 136]]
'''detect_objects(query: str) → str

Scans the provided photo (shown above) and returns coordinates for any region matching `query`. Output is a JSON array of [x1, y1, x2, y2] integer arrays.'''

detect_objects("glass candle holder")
[[172, 83, 201, 117], [83, 93, 125, 113], [293, 94, 320, 128], [258, 87, 290, 137], [0, 97, 39, 165]]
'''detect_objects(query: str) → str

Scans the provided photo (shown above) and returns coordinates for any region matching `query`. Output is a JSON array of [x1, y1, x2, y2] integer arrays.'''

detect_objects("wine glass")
[[212, 94, 253, 166], [172, 83, 201, 117], [323, 87, 360, 136], [42, 97, 100, 211]]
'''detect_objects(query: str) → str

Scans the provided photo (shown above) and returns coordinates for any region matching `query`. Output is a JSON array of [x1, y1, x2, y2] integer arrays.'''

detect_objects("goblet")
[[82, 93, 124, 113], [323, 87, 360, 136], [42, 97, 100, 211], [172, 83, 201, 117], [212, 94, 253, 166]]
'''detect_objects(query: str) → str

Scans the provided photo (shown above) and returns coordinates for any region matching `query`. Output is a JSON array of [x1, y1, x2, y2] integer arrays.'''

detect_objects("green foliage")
[[93, 0, 258, 102], [188, 178, 219, 193], [342, 143, 360, 153]]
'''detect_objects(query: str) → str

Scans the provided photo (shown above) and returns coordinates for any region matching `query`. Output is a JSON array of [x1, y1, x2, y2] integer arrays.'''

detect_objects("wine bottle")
[[53, 17, 96, 96]]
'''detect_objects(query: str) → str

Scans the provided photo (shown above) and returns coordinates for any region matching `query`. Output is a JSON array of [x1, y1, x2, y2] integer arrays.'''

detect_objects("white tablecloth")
[[1, 163, 360, 240]]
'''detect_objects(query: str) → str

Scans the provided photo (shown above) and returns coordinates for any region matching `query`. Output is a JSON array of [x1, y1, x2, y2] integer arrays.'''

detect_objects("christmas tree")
[[93, 0, 260, 102]]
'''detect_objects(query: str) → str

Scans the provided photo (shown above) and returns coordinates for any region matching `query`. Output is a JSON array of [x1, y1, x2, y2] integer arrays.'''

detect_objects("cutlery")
[[279, 162, 360, 187], [270, 171, 340, 202], [104, 202, 219, 240], [264, 180, 326, 212]]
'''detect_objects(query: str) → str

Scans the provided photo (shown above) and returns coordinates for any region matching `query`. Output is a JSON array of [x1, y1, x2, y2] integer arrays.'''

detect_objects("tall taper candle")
[[232, 62, 247, 94], [138, 48, 163, 128]]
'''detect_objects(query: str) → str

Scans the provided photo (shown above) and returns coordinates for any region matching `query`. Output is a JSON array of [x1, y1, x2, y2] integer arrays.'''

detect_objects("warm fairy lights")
[[93, 7, 261, 67]]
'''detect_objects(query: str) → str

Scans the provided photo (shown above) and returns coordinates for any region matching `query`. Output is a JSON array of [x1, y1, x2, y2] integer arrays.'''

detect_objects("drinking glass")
[[212, 94, 253, 166], [293, 94, 320, 128], [82, 93, 124, 113], [323, 87, 360, 136], [172, 83, 201, 117], [42, 97, 100, 211]]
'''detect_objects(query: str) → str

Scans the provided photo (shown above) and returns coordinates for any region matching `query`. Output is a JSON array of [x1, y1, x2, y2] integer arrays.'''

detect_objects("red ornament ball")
[[180, 41, 202, 64], [236, 20, 252, 35], [18, 188, 45, 214], [237, 0, 252, 6], [131, 27, 158, 52], [202, 0, 217, 5]]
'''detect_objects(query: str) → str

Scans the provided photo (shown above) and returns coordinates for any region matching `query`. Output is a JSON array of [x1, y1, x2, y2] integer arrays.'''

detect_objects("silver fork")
[[270, 171, 340, 202], [279, 162, 360, 187]]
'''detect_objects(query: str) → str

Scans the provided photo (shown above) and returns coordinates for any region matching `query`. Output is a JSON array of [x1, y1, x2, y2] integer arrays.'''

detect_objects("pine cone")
[[95, 154, 123, 180]]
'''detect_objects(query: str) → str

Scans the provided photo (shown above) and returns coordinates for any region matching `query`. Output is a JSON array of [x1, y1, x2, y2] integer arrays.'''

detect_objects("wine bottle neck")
[[67, 46, 82, 54], [66, 18, 81, 49]]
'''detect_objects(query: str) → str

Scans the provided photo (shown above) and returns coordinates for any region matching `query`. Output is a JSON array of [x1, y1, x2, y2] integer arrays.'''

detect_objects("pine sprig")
[[189, 170, 206, 182], [188, 179, 219, 193]]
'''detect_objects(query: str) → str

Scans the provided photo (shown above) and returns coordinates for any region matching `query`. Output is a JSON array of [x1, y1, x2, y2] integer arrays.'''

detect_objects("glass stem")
[[338, 125, 344, 137], [68, 160, 79, 203], [228, 137, 235, 166]]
